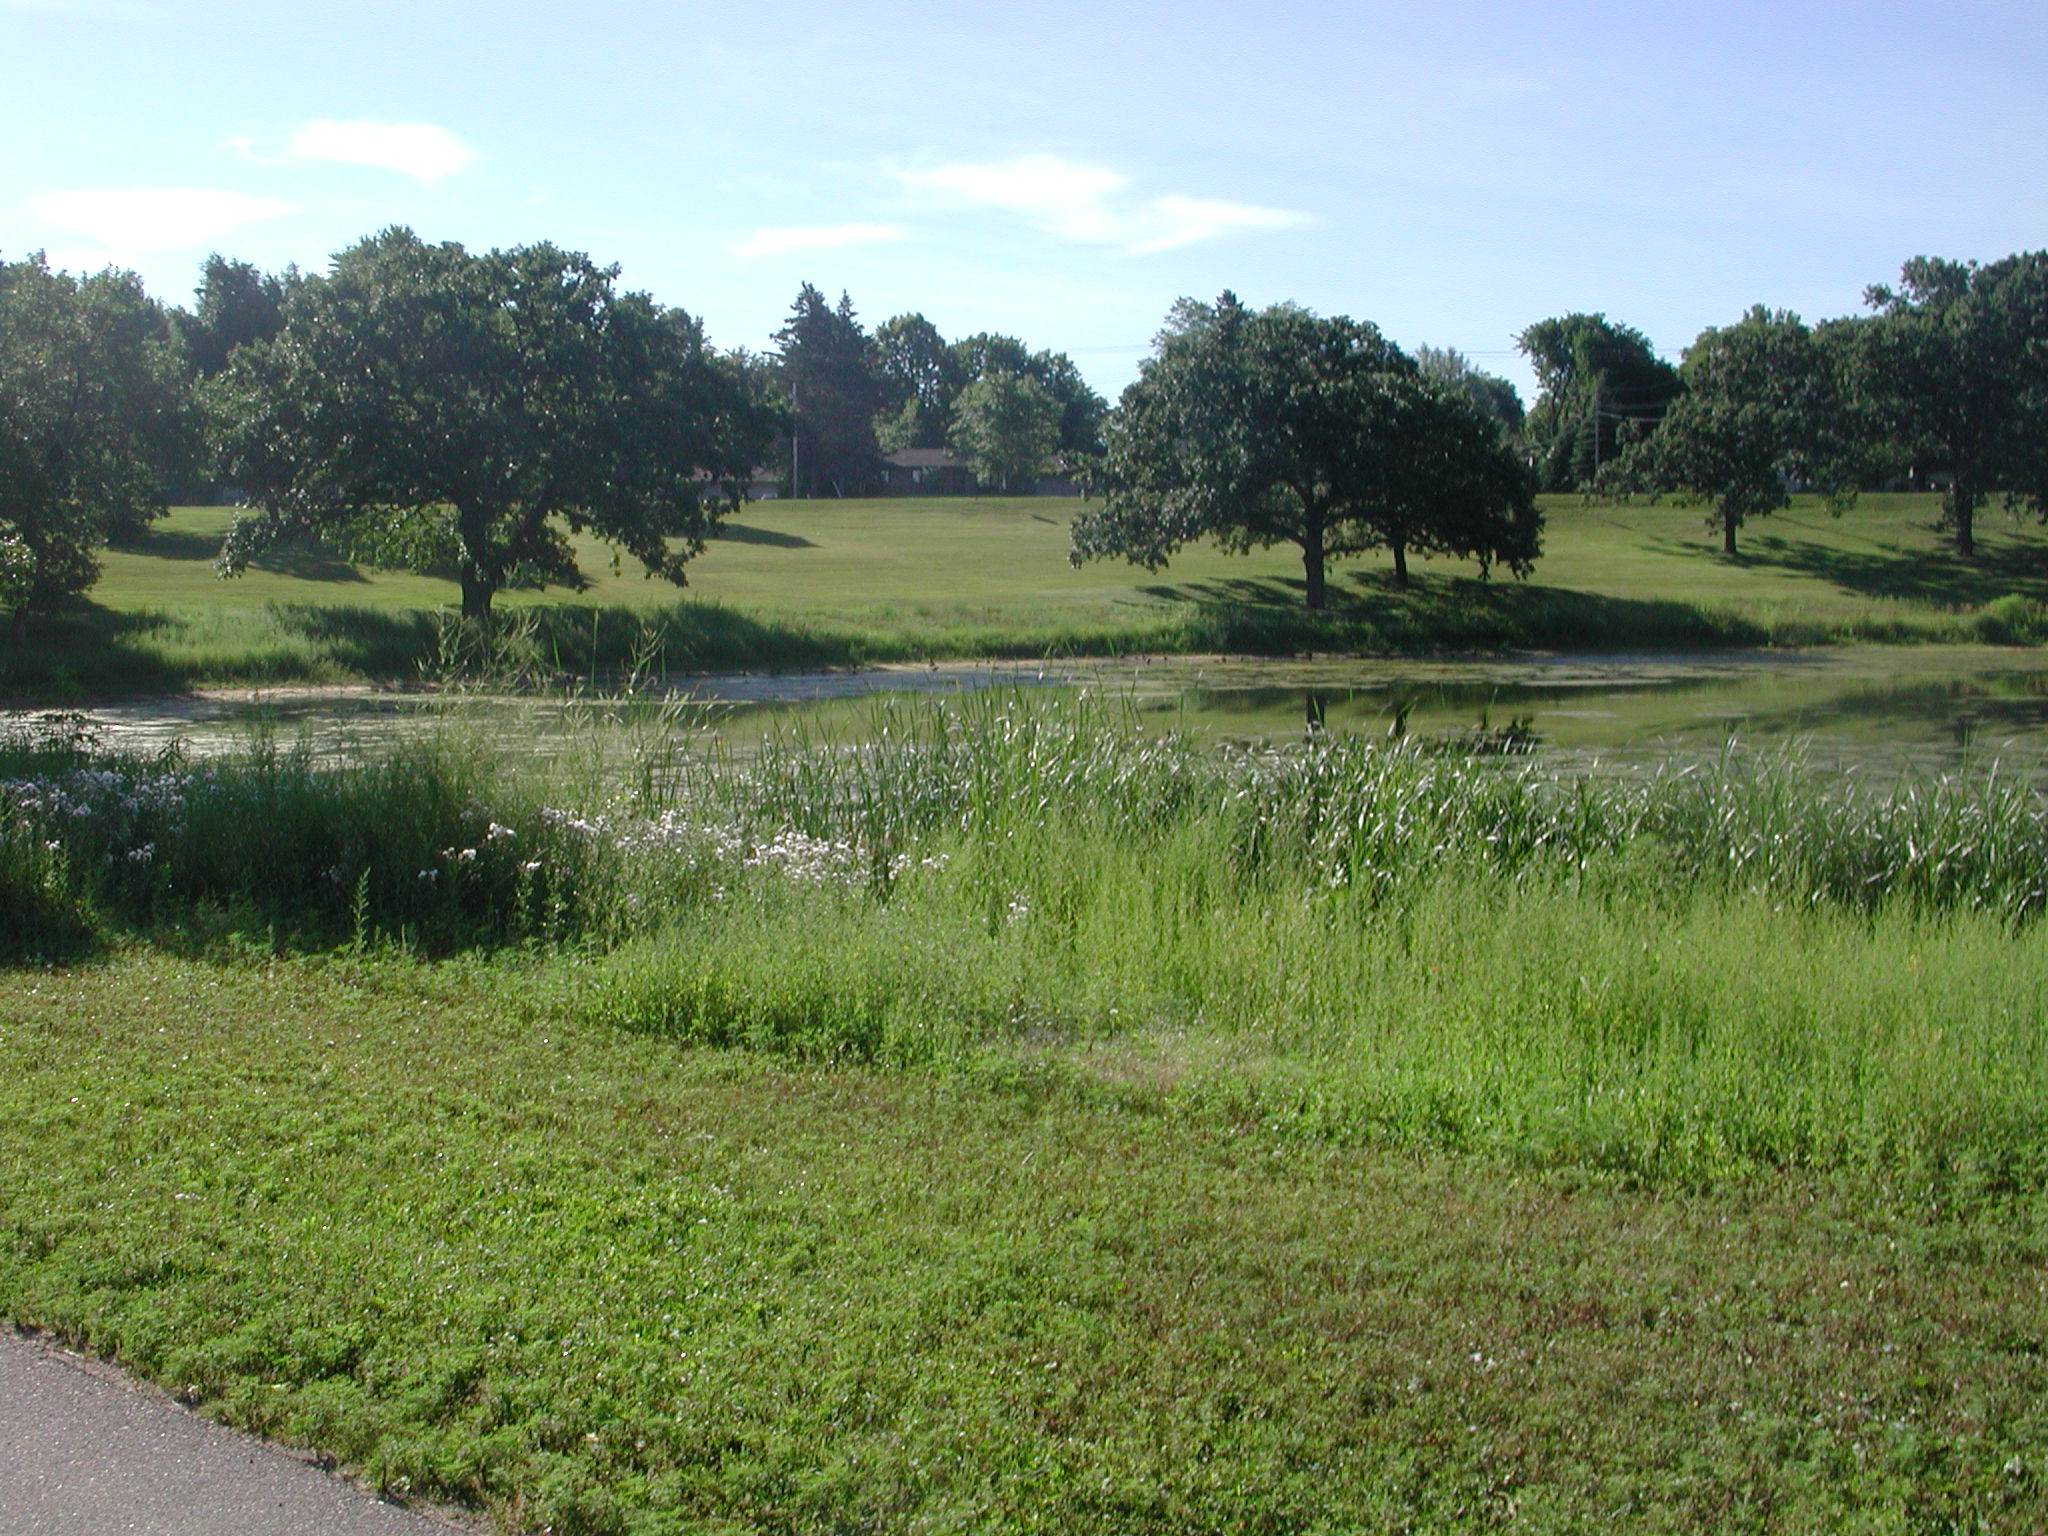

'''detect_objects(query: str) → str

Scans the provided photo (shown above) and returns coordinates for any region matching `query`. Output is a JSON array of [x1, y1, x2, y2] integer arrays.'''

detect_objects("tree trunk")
[[1391, 541, 1409, 589], [1947, 483, 1978, 558], [459, 569, 495, 623], [1722, 511, 1739, 557], [1302, 540, 1327, 610]]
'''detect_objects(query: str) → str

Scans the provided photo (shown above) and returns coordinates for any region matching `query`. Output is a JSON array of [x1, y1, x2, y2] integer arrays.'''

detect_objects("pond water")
[[10, 647, 2048, 783]]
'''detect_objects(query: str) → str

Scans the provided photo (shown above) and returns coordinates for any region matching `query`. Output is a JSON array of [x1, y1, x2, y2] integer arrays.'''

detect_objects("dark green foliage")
[[213, 228, 777, 618], [1413, 344, 1524, 440], [1604, 306, 1858, 554], [1074, 294, 1540, 605], [950, 332, 1107, 455], [775, 284, 887, 497], [947, 370, 1062, 491], [1861, 251, 2048, 555], [1519, 312, 1682, 491], [0, 255, 197, 625], [870, 312, 961, 450], [870, 314, 1109, 461], [171, 254, 290, 379]]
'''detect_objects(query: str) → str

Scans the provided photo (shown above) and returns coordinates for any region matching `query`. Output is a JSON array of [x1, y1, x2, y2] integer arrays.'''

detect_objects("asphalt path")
[[0, 1329, 477, 1535]]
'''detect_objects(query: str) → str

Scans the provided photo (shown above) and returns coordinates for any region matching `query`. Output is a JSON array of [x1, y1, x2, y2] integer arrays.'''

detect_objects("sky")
[[4, 0, 2045, 405]]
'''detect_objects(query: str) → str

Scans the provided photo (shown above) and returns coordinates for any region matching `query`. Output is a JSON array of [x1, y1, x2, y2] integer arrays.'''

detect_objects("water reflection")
[[9, 649, 2048, 783]]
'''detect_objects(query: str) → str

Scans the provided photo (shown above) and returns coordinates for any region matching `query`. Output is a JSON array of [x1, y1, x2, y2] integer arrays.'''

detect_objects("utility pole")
[[789, 381, 800, 499]]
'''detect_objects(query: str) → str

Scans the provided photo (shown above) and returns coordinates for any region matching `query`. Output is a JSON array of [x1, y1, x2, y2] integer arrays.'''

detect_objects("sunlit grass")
[[8, 692, 2048, 1183], [8, 691, 2048, 1529], [9, 493, 2043, 698]]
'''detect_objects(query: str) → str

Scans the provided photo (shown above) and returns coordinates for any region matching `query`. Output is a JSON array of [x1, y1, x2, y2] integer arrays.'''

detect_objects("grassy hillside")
[[5, 492, 2047, 697]]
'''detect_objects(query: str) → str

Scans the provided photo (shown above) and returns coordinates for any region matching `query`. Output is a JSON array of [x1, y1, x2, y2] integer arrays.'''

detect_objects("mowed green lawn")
[[99, 492, 2048, 627], [8, 491, 2042, 697]]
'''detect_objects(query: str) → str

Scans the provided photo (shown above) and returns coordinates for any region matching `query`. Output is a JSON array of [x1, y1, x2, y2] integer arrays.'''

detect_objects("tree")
[[1860, 252, 2048, 556], [1606, 306, 1855, 556], [774, 285, 886, 497], [949, 332, 1106, 456], [1071, 294, 1539, 608], [1518, 314, 1681, 491], [214, 227, 777, 620], [0, 254, 195, 633], [948, 370, 1061, 492], [872, 312, 962, 451], [173, 254, 292, 378], [1414, 345, 1524, 442]]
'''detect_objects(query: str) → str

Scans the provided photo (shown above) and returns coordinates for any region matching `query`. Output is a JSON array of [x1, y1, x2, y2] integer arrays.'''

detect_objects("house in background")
[[882, 448, 972, 496], [881, 448, 1084, 497]]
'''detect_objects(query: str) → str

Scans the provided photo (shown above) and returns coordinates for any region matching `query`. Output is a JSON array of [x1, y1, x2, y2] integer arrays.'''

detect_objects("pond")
[[11, 647, 2048, 783]]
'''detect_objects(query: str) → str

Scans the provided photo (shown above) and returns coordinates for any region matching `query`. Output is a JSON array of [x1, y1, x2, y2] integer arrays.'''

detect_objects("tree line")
[[3, 228, 2045, 631]]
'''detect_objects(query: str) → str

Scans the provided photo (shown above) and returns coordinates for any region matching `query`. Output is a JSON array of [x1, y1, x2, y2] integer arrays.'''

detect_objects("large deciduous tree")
[[0, 254, 195, 633], [947, 370, 1062, 493], [872, 312, 963, 451], [173, 254, 292, 378], [1607, 306, 1856, 556], [1860, 252, 2048, 556], [214, 227, 776, 620], [1414, 345, 1524, 443], [1518, 313, 1681, 491], [1071, 294, 1539, 608]]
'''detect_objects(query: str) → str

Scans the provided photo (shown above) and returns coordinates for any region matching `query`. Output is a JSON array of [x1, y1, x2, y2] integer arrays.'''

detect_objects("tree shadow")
[[1140, 575, 1307, 607], [712, 523, 816, 549], [107, 526, 224, 562], [246, 548, 372, 584], [1133, 570, 1771, 654], [1732, 538, 2048, 606]]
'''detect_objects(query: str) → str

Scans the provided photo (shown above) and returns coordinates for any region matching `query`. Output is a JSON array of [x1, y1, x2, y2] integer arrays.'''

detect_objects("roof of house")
[[883, 448, 965, 470]]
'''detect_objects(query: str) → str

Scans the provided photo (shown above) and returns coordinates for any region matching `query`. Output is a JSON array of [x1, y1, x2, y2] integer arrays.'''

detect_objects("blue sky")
[[5, 0, 2045, 404]]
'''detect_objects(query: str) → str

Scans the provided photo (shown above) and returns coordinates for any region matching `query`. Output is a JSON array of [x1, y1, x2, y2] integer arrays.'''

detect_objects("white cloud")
[[896, 156, 1129, 243], [892, 154, 1311, 254], [732, 223, 908, 259], [288, 120, 476, 182], [28, 188, 297, 252], [1128, 195, 1315, 255], [223, 134, 292, 169]]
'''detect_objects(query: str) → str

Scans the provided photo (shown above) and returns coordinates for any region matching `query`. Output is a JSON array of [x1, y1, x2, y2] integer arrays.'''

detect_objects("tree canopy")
[[1072, 294, 1539, 607], [1413, 345, 1524, 441], [1, 253, 195, 631], [1605, 306, 1856, 555], [214, 227, 777, 619], [1518, 314, 1681, 491], [173, 254, 291, 379], [947, 371, 1062, 493], [1860, 252, 2048, 555], [872, 313, 962, 452], [775, 285, 887, 498]]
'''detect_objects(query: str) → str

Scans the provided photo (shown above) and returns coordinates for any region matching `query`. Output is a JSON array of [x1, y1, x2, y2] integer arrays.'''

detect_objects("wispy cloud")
[[1129, 195, 1315, 255], [286, 120, 476, 182], [28, 187, 296, 252], [732, 223, 907, 259], [893, 154, 1311, 254]]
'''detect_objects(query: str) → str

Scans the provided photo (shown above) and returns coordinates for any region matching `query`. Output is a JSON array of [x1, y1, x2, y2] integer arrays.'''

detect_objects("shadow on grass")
[[1139, 573, 1767, 653], [1735, 538, 2048, 607], [712, 523, 816, 549], [247, 549, 373, 584], [107, 526, 224, 562], [0, 604, 441, 700]]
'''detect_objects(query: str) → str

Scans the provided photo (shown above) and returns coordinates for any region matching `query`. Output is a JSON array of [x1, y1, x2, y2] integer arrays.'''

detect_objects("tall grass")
[[6, 692, 2046, 1182]]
